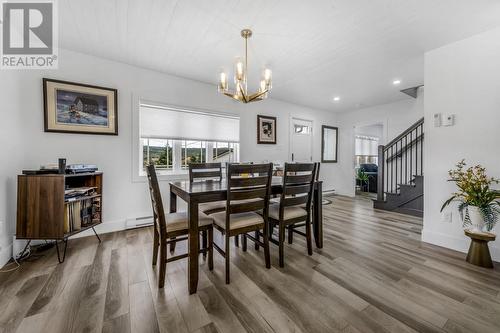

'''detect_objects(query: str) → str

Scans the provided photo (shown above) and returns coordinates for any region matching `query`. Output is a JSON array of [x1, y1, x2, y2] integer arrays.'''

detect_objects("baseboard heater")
[[126, 215, 154, 229]]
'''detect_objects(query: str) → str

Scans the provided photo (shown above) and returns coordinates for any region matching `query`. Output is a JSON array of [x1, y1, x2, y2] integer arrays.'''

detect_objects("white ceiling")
[[59, 0, 500, 112]]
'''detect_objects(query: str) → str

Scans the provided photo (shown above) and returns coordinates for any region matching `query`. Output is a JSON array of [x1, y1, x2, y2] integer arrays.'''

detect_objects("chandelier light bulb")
[[264, 68, 272, 83], [235, 59, 244, 82], [259, 79, 266, 92], [219, 72, 228, 92]]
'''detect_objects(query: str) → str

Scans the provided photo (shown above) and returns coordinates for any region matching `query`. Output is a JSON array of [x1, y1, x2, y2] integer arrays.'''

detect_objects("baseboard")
[[422, 229, 500, 262], [70, 218, 127, 239], [0, 242, 13, 267]]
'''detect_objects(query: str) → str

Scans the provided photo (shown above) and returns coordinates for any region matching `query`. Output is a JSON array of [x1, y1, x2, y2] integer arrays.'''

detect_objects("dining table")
[[169, 177, 323, 294]]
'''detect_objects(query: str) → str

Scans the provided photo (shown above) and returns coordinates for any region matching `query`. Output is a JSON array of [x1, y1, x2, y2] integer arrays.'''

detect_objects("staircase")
[[373, 118, 424, 217]]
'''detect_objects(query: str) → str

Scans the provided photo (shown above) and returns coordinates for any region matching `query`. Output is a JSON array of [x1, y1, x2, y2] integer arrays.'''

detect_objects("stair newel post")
[[377, 144, 385, 201]]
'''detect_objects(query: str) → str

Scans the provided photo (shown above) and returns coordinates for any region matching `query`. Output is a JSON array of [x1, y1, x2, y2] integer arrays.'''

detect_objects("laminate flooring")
[[1, 195, 499, 333]]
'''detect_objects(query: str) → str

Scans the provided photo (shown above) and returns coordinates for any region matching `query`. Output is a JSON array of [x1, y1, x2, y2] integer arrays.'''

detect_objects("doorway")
[[354, 123, 383, 198], [290, 118, 313, 162]]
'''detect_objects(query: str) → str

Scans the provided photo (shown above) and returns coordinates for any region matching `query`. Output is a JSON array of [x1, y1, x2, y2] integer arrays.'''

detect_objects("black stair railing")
[[377, 118, 424, 201]]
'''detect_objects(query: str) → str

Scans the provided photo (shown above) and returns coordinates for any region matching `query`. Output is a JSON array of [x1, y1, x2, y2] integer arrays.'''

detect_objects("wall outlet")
[[442, 212, 452, 223]]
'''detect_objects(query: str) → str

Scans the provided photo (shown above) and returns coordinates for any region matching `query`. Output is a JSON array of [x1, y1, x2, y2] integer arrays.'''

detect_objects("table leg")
[[169, 186, 178, 253], [313, 182, 323, 248], [169, 188, 177, 213], [188, 200, 199, 294], [466, 239, 494, 268]]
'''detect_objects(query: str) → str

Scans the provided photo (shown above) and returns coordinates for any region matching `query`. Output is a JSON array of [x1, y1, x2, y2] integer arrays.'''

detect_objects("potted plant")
[[441, 160, 500, 232], [356, 169, 370, 192]]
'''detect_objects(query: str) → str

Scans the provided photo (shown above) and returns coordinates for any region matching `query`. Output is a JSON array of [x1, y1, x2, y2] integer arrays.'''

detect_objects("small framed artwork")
[[43, 78, 118, 135], [257, 115, 277, 144], [321, 125, 338, 163]]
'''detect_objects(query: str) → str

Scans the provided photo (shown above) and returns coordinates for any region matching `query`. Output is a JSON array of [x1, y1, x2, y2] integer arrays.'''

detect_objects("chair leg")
[[279, 223, 285, 268], [152, 231, 159, 266], [254, 231, 260, 251], [208, 228, 214, 271], [234, 235, 239, 247], [158, 242, 167, 288], [242, 233, 247, 252], [288, 225, 293, 244], [263, 227, 271, 269], [225, 235, 231, 284], [169, 237, 176, 253], [202, 230, 207, 259], [305, 218, 313, 256]]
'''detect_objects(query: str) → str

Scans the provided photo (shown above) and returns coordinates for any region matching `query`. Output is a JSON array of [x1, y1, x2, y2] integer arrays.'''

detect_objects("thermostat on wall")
[[433, 113, 442, 127]]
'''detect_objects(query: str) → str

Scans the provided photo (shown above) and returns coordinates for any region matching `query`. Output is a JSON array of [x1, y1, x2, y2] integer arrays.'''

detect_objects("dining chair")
[[210, 163, 273, 284], [189, 163, 226, 215], [146, 164, 214, 288], [292, 162, 321, 243], [268, 162, 317, 267]]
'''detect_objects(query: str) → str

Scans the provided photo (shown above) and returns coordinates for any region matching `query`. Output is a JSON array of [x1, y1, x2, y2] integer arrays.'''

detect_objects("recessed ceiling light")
[[333, 96, 340, 102], [393, 79, 401, 85]]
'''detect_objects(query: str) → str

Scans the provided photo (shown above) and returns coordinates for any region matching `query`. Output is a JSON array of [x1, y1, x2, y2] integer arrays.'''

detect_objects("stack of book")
[[65, 187, 97, 201]]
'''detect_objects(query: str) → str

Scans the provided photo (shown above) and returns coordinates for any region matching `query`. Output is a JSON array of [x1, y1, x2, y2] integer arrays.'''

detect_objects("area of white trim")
[[70, 218, 129, 239], [422, 229, 500, 261]]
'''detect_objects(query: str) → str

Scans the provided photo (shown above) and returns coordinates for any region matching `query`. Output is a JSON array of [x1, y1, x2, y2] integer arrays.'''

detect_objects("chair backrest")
[[189, 163, 222, 183], [225, 163, 273, 226], [146, 164, 167, 239], [279, 162, 317, 220], [315, 162, 321, 181]]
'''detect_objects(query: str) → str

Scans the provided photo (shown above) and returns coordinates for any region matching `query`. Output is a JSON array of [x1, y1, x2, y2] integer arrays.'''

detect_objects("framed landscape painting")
[[43, 78, 118, 135], [257, 115, 277, 144]]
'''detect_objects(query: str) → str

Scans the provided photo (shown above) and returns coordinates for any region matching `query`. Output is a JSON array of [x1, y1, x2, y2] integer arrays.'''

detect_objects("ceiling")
[[59, 0, 500, 112]]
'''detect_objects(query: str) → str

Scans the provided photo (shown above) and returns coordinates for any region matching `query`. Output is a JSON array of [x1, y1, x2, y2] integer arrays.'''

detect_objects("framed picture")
[[257, 115, 277, 144], [43, 78, 118, 135], [321, 125, 338, 163]]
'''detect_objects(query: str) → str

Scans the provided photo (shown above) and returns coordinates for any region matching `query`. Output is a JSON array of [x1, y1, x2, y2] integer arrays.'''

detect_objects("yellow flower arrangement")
[[441, 160, 500, 231]]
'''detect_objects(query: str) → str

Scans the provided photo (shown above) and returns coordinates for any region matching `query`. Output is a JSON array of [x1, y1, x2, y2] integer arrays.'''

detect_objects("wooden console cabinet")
[[16, 172, 103, 262]]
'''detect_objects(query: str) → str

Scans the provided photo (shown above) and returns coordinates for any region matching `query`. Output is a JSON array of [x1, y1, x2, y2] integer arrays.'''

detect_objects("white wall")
[[335, 95, 424, 196], [423, 27, 500, 260], [0, 82, 25, 265], [0, 49, 337, 264]]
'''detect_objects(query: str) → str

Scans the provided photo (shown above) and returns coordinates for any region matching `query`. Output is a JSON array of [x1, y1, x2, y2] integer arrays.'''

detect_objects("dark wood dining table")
[[169, 178, 323, 294]]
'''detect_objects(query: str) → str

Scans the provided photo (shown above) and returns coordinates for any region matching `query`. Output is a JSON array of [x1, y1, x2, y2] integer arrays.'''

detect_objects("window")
[[294, 124, 311, 134], [355, 135, 379, 167], [139, 103, 240, 176]]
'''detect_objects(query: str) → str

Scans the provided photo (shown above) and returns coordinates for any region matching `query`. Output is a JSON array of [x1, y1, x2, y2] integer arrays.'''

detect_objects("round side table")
[[464, 229, 496, 268]]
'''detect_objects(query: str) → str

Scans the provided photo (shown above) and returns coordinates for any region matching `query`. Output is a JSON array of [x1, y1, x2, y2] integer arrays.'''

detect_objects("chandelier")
[[218, 29, 272, 103]]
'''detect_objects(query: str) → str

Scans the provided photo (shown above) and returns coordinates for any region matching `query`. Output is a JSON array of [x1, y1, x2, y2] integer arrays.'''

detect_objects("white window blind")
[[140, 104, 240, 142], [355, 135, 379, 156]]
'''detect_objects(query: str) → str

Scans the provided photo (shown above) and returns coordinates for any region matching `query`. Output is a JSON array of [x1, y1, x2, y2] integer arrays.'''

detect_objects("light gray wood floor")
[[1, 195, 500, 333]]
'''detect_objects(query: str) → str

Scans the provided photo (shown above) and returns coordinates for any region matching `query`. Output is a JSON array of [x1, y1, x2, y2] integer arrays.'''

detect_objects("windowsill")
[[137, 170, 189, 182]]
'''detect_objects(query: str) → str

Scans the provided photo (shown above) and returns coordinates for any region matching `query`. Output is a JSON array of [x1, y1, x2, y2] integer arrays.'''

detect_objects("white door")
[[290, 118, 313, 162]]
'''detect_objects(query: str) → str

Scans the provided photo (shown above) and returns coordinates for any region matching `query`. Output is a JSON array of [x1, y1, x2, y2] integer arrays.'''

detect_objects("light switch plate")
[[443, 114, 455, 127]]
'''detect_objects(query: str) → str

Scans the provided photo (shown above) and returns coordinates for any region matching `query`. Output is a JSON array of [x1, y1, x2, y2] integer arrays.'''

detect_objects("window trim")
[[132, 95, 240, 183]]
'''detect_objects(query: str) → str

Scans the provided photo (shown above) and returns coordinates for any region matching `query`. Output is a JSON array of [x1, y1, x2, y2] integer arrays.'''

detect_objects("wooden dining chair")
[[146, 164, 214, 288], [189, 163, 226, 215], [293, 162, 321, 243], [210, 163, 273, 284], [268, 162, 317, 267]]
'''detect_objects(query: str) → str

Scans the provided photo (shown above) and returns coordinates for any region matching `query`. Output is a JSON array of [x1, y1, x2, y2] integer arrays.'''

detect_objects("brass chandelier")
[[218, 29, 272, 103]]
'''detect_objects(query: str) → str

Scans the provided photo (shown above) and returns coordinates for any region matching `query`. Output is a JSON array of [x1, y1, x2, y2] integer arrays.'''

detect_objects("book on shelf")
[[64, 197, 101, 234]]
